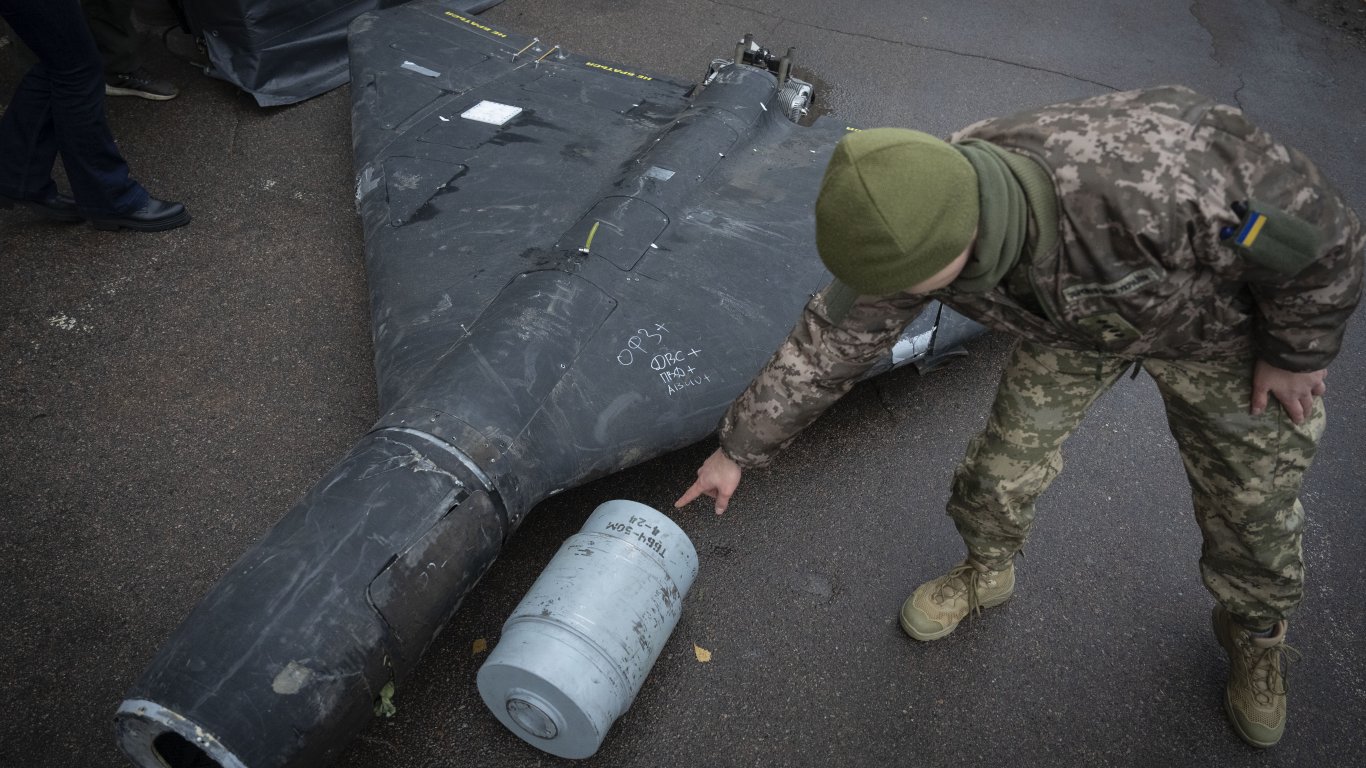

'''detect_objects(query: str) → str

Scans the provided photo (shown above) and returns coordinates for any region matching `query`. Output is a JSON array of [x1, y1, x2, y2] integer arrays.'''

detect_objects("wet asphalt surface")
[[2, 1, 1364, 766]]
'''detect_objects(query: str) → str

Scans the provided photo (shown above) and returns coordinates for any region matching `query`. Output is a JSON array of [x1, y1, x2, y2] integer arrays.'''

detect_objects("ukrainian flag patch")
[[1234, 210, 1268, 247], [1222, 199, 1322, 276]]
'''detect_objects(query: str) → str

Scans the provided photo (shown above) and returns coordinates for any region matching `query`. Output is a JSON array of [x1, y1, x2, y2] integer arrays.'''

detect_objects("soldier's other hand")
[[1251, 359, 1326, 425], [675, 448, 743, 515]]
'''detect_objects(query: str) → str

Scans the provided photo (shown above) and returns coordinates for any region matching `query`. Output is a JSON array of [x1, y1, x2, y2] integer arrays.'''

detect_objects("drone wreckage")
[[114, 2, 983, 766]]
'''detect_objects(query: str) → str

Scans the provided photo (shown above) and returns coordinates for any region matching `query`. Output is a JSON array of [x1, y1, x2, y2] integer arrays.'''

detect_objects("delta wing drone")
[[115, 2, 983, 766]]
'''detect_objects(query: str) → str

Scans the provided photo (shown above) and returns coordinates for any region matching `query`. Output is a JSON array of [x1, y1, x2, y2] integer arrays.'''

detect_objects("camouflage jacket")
[[719, 86, 1364, 468]]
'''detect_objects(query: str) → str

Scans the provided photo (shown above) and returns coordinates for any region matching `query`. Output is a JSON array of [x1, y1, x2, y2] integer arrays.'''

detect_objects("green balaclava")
[[815, 128, 979, 304]]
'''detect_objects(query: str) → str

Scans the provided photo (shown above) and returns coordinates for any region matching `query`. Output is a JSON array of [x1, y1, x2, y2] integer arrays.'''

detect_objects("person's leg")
[[0, 64, 61, 201], [900, 339, 1129, 640], [1145, 355, 1322, 748], [81, 0, 140, 73], [947, 340, 1130, 564], [81, 0, 179, 100], [0, 0, 147, 215], [0, 61, 83, 222]]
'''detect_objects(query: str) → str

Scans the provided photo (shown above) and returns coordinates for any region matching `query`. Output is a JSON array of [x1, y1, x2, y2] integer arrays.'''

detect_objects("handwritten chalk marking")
[[616, 326, 665, 366]]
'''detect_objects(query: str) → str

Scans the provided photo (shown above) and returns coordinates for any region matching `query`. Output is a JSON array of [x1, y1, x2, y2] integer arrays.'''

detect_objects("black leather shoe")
[[0, 192, 83, 223], [89, 198, 192, 232]]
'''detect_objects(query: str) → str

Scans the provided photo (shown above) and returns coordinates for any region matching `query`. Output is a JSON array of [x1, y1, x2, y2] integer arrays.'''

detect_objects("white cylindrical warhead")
[[477, 500, 698, 758]]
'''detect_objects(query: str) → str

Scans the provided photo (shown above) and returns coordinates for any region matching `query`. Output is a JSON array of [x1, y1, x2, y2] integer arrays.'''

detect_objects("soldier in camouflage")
[[675, 86, 1364, 748]]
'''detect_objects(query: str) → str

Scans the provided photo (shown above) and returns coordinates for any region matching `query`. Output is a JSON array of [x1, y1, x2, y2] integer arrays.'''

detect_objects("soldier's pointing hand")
[[675, 448, 743, 515]]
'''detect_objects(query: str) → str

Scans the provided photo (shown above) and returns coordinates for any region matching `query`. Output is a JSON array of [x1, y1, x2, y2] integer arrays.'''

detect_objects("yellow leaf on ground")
[[693, 643, 712, 662], [472, 638, 488, 656]]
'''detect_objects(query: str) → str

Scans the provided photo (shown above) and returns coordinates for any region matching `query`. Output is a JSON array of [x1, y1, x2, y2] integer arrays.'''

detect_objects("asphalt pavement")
[[2, 1, 1364, 766]]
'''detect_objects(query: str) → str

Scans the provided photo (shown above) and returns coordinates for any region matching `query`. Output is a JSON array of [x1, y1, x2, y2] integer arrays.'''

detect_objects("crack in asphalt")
[[1188, 0, 1222, 66], [707, 0, 1120, 90], [227, 110, 244, 156], [1189, 0, 1245, 108]]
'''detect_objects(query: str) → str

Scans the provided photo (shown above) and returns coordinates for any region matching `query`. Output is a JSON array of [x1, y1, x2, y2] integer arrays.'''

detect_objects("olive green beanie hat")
[[815, 128, 979, 295]]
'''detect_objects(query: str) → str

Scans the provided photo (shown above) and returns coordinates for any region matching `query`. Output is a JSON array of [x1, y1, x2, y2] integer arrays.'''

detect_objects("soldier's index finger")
[[675, 482, 703, 508]]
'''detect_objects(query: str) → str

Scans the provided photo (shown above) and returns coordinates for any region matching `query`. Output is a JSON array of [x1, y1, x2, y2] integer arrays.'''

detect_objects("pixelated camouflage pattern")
[[946, 341, 1129, 565], [717, 285, 930, 467], [949, 340, 1321, 625], [719, 86, 1362, 468], [1146, 355, 1320, 624], [946, 85, 1364, 372]]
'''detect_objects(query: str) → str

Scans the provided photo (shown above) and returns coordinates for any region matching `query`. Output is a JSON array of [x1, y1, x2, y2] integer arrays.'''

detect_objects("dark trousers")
[[0, 0, 147, 215], [82, 0, 140, 73]]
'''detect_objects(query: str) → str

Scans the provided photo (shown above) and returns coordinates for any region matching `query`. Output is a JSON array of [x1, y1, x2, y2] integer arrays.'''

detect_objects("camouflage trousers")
[[947, 339, 1325, 627]]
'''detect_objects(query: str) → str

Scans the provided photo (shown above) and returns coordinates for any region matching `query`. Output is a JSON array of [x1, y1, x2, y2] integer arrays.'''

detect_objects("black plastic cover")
[[181, 0, 504, 106]]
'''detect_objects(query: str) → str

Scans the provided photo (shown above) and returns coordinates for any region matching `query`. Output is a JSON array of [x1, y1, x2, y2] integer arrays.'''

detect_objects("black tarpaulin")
[[182, 0, 503, 106]]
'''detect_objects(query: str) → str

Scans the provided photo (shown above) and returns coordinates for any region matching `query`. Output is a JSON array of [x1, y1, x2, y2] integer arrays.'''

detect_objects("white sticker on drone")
[[462, 100, 523, 125], [401, 60, 440, 77]]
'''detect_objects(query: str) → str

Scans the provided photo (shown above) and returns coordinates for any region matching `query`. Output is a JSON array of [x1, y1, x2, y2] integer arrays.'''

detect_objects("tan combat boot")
[[1212, 606, 1300, 748], [900, 559, 1014, 641]]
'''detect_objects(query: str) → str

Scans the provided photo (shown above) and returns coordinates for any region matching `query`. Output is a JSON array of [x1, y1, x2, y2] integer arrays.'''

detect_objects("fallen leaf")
[[374, 681, 397, 718], [472, 638, 488, 656], [693, 643, 712, 663]]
